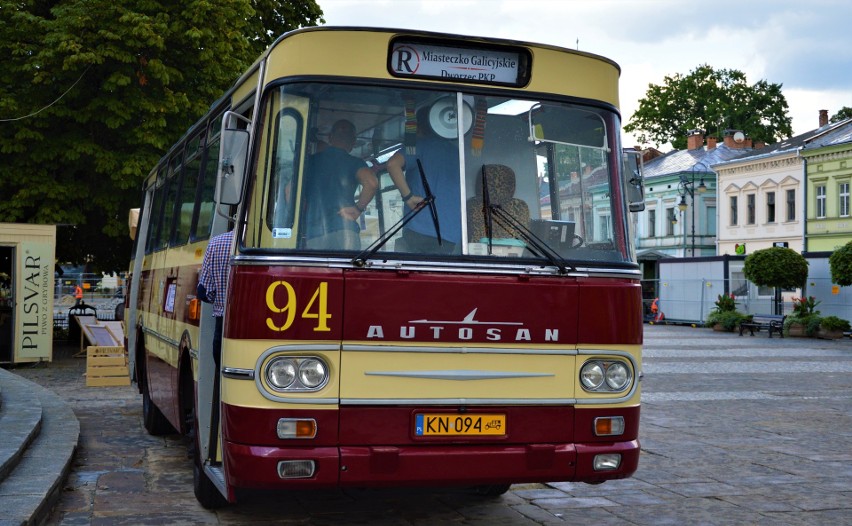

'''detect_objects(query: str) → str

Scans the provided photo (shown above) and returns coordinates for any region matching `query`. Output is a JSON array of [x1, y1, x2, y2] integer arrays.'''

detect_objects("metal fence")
[[641, 278, 852, 326], [53, 273, 125, 339]]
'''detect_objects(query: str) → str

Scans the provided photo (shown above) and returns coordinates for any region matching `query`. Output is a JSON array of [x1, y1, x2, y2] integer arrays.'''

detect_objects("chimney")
[[686, 129, 704, 150], [754, 140, 766, 149], [723, 129, 747, 148], [706, 136, 718, 150], [819, 109, 829, 127]]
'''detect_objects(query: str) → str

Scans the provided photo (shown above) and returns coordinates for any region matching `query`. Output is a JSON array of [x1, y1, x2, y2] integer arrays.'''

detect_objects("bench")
[[739, 314, 786, 338]]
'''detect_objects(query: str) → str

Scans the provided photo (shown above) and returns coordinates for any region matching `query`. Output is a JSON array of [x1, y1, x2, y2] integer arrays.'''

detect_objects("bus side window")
[[145, 167, 166, 254], [174, 132, 203, 246], [160, 152, 183, 250], [194, 122, 222, 241]]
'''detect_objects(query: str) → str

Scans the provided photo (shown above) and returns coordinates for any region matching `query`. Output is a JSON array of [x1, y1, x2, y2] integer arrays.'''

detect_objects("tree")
[[829, 240, 852, 286], [743, 247, 808, 315], [624, 64, 793, 150], [0, 0, 323, 272], [830, 106, 852, 124]]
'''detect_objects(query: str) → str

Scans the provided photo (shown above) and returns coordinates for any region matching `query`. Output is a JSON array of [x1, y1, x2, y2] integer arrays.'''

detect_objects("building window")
[[730, 196, 738, 226], [707, 206, 716, 235], [666, 207, 675, 236], [786, 189, 795, 221], [840, 182, 850, 217], [766, 191, 775, 223], [648, 209, 656, 237], [816, 185, 826, 218], [747, 194, 755, 224]]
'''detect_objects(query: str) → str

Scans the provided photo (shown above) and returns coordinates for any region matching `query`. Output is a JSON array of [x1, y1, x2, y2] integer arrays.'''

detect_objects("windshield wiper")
[[352, 159, 440, 266], [480, 167, 574, 274]]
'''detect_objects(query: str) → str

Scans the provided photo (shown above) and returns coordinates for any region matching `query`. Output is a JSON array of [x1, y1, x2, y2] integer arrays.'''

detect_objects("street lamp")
[[677, 163, 709, 257]]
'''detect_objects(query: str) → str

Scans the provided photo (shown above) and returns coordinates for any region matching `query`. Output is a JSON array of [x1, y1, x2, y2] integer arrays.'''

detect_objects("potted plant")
[[705, 293, 746, 332], [817, 316, 850, 340], [784, 296, 821, 337]]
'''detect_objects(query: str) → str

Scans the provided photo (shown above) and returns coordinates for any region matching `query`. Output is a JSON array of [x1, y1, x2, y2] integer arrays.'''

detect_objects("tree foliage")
[[743, 247, 808, 290], [624, 64, 793, 150], [829, 240, 852, 286], [0, 0, 322, 272], [830, 106, 852, 124]]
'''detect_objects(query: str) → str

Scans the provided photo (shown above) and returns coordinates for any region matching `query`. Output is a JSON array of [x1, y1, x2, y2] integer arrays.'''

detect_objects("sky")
[[318, 0, 851, 150]]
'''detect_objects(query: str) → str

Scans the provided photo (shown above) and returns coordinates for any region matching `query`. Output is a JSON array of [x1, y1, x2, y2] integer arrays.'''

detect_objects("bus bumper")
[[222, 439, 639, 489]]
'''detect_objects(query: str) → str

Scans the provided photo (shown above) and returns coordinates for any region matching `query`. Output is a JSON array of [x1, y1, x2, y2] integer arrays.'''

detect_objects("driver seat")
[[466, 164, 530, 241]]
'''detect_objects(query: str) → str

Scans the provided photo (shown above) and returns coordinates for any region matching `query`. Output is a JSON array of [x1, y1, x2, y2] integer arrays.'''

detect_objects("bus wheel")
[[142, 381, 173, 435], [190, 409, 228, 509], [471, 484, 511, 497]]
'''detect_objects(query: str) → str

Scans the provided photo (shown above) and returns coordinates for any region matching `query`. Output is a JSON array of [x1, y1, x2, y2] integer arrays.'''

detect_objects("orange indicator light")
[[188, 298, 201, 321]]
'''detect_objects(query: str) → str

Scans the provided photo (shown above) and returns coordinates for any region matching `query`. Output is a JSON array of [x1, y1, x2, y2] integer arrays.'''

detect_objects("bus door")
[[197, 99, 265, 467]]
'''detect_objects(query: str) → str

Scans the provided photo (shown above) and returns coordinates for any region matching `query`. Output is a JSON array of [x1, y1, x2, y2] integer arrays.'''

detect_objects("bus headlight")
[[298, 358, 327, 388], [605, 362, 630, 390], [580, 363, 604, 390], [265, 356, 329, 392], [267, 358, 297, 389], [580, 360, 632, 393]]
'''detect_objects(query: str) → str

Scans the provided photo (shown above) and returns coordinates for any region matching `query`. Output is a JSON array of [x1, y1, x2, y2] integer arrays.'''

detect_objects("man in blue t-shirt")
[[304, 119, 378, 250], [387, 113, 462, 254]]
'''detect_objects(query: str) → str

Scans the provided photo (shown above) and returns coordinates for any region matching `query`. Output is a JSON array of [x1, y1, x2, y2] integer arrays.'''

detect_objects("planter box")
[[786, 323, 807, 338], [817, 328, 844, 340]]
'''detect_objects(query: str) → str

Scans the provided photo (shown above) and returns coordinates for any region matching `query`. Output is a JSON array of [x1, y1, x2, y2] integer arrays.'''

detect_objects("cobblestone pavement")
[[13, 325, 852, 525]]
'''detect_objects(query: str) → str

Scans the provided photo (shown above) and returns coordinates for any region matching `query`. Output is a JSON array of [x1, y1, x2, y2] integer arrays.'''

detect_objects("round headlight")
[[298, 358, 327, 388], [580, 362, 604, 389], [605, 362, 630, 390], [267, 357, 296, 389]]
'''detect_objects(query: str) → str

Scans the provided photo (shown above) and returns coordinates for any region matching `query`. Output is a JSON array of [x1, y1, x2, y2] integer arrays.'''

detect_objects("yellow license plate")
[[415, 414, 506, 436]]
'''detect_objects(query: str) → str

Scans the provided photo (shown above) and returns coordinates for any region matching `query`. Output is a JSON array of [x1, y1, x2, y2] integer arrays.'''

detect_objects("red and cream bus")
[[125, 26, 646, 508]]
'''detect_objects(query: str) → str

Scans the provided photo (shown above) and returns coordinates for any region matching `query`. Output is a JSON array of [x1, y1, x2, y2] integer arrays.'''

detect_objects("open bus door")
[[194, 110, 251, 506]]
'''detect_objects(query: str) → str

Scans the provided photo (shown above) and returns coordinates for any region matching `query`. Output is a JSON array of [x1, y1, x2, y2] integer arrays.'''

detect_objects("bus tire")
[[471, 484, 511, 497]]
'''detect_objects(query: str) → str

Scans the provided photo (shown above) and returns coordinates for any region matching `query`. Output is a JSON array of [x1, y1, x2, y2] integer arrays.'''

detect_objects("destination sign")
[[389, 38, 530, 87]]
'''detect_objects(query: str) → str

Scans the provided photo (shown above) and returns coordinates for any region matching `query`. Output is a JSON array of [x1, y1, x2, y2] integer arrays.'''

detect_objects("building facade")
[[802, 121, 852, 252]]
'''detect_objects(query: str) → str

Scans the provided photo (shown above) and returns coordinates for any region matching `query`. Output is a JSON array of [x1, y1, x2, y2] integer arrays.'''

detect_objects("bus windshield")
[[243, 82, 630, 265]]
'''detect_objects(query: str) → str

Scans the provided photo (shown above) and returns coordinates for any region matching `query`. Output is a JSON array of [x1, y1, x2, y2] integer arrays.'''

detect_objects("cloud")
[[317, 0, 851, 141]]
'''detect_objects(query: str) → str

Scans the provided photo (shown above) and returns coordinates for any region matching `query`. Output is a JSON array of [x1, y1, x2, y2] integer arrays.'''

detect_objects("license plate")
[[415, 413, 506, 436]]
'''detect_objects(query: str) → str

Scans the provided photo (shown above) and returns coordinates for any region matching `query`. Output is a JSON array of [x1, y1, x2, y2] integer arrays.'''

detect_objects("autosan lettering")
[[366, 308, 559, 342]]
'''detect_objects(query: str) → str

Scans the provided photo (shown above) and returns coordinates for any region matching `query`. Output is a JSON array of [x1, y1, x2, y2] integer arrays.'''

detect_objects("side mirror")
[[215, 127, 249, 206], [214, 111, 251, 205], [623, 150, 645, 212]]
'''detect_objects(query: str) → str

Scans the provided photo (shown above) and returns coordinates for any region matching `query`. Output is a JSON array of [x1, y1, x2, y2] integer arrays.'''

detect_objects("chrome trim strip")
[[141, 326, 179, 349], [222, 367, 255, 380], [365, 370, 554, 381], [344, 344, 578, 355], [231, 254, 639, 278], [340, 398, 578, 405], [575, 348, 641, 405]]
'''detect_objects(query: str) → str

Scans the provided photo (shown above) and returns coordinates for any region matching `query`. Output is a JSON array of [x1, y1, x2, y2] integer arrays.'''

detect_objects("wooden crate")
[[86, 346, 130, 387]]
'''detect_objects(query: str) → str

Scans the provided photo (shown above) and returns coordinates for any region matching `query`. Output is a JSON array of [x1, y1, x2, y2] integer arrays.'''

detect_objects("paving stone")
[[4, 326, 852, 524]]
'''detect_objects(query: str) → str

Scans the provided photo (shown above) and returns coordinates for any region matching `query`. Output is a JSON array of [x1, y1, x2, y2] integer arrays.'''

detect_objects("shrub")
[[829, 240, 852, 287], [820, 315, 850, 332], [743, 247, 808, 290], [784, 313, 823, 337], [791, 296, 821, 317], [706, 310, 747, 331], [713, 293, 736, 312]]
